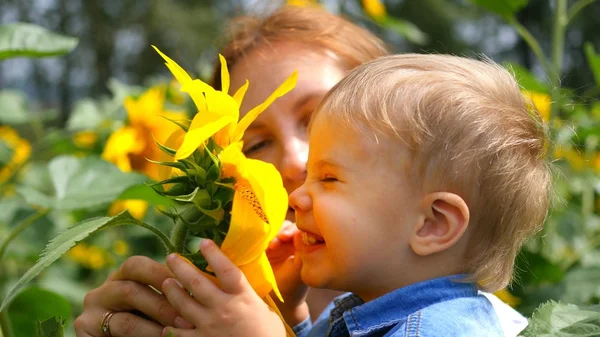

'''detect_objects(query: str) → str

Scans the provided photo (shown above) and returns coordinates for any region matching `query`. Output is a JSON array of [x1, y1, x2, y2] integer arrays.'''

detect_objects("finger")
[[161, 326, 193, 337], [74, 310, 163, 337], [199, 239, 248, 295], [162, 278, 205, 324], [266, 240, 295, 264], [84, 280, 192, 329], [105, 311, 164, 337], [277, 221, 298, 241], [109, 256, 174, 292], [165, 253, 222, 306]]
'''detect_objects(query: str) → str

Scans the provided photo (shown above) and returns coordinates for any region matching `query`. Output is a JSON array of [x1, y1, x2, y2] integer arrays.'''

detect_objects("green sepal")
[[148, 175, 192, 188], [160, 115, 190, 132], [153, 134, 177, 157], [195, 199, 224, 223], [183, 213, 218, 233], [172, 187, 212, 208], [159, 183, 195, 197], [146, 158, 186, 171], [182, 159, 207, 186]]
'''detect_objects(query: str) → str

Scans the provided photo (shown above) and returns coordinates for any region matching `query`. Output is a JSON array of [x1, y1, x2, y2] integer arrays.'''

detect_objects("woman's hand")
[[74, 256, 193, 337], [266, 221, 309, 325]]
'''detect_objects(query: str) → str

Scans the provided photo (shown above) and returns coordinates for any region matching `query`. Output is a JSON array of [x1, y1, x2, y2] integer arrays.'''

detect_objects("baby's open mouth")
[[301, 231, 325, 246]]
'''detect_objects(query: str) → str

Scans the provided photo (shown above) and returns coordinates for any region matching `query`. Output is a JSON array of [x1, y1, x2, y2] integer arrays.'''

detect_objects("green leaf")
[[505, 62, 550, 93], [379, 16, 429, 45], [118, 183, 177, 207], [521, 301, 600, 337], [0, 22, 78, 60], [7, 287, 70, 337], [0, 138, 14, 166], [0, 90, 32, 125], [584, 43, 600, 87], [36, 316, 65, 337], [16, 155, 147, 210], [66, 99, 104, 131], [561, 267, 600, 304], [515, 249, 564, 286], [469, 0, 528, 20], [0, 211, 171, 311]]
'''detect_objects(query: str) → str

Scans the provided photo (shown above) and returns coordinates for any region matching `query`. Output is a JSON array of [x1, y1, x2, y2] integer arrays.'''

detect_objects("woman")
[[74, 6, 388, 337]]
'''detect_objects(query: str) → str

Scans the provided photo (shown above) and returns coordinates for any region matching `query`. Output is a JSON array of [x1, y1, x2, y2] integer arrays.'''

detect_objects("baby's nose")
[[289, 185, 311, 213]]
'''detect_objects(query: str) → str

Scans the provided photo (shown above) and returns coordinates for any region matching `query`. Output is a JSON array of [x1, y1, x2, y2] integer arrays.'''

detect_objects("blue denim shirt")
[[293, 275, 504, 337]]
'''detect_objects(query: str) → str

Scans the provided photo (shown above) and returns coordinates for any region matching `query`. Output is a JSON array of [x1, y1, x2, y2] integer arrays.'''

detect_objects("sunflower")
[[0, 126, 31, 183], [102, 86, 187, 181], [151, 46, 297, 302]]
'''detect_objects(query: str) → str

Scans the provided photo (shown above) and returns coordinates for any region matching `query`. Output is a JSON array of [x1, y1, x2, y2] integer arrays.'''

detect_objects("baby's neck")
[[353, 253, 467, 303]]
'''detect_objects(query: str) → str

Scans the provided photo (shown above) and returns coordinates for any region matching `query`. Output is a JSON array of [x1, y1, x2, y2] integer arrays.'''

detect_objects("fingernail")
[[174, 316, 194, 329], [166, 253, 176, 262], [169, 278, 184, 289], [200, 239, 213, 249]]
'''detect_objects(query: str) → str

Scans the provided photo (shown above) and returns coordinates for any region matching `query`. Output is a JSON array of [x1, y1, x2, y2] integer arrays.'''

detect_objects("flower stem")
[[130, 220, 177, 254], [567, 0, 598, 25], [550, 0, 567, 118], [170, 218, 189, 254], [0, 209, 49, 266], [0, 307, 13, 337], [509, 18, 551, 76]]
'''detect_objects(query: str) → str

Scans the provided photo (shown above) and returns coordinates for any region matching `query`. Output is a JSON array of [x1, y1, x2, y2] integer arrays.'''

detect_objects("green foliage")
[[506, 63, 549, 93], [8, 288, 70, 337], [35, 317, 65, 337], [469, 0, 528, 19], [0, 211, 172, 312], [0, 23, 78, 60], [584, 43, 600, 87], [17, 156, 147, 211], [0, 91, 35, 125], [378, 16, 429, 45], [520, 301, 600, 337]]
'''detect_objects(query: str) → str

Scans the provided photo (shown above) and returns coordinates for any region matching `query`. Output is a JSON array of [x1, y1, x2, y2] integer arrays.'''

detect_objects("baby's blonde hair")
[[316, 54, 552, 292]]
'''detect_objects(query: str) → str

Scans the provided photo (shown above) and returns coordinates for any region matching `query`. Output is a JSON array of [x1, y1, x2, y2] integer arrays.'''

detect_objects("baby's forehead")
[[309, 115, 408, 167]]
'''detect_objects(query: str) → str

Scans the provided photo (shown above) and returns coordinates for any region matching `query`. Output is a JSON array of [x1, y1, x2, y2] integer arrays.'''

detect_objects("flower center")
[[235, 181, 269, 224]]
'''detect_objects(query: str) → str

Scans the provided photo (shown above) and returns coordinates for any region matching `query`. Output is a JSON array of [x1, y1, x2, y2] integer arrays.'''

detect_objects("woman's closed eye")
[[243, 139, 272, 156]]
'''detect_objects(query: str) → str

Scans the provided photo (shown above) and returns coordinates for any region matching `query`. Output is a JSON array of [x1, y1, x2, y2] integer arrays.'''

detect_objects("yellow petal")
[[181, 79, 212, 115], [237, 253, 282, 301], [219, 54, 230, 94], [244, 158, 288, 231], [175, 116, 236, 160], [221, 190, 271, 266], [232, 71, 298, 143], [102, 127, 145, 171], [152, 45, 192, 85], [109, 200, 149, 220], [232, 80, 249, 107]]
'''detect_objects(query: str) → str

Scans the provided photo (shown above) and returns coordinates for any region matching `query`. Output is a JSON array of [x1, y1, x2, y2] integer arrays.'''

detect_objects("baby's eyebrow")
[[313, 158, 346, 171]]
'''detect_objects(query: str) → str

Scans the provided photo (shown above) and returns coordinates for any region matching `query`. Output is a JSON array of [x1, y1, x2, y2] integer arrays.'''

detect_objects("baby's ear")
[[409, 192, 470, 256]]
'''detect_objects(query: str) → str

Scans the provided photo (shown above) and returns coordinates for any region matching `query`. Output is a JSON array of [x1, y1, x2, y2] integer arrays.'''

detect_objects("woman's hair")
[[210, 5, 389, 90]]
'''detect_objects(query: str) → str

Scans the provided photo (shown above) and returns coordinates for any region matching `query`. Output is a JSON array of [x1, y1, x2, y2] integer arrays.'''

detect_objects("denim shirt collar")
[[327, 275, 479, 337]]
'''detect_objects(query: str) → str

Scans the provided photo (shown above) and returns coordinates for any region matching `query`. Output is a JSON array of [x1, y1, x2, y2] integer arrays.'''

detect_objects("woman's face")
[[229, 46, 346, 221]]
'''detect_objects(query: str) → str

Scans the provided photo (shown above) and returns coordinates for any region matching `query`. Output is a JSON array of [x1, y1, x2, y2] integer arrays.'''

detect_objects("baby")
[[160, 54, 551, 337]]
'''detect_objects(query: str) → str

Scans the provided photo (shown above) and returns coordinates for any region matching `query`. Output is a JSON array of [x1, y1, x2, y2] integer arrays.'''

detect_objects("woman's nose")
[[280, 136, 308, 190]]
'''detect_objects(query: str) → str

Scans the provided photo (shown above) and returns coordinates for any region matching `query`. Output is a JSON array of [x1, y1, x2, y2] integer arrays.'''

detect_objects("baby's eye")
[[321, 175, 338, 183]]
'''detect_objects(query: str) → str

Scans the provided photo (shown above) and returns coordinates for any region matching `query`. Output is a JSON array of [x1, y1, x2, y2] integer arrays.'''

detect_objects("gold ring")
[[100, 311, 116, 337]]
